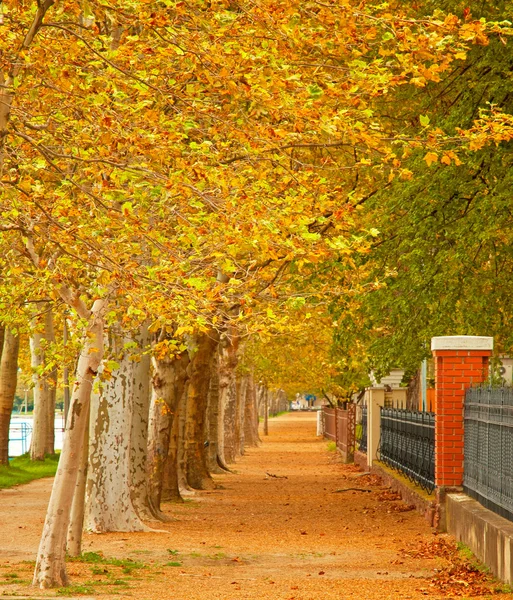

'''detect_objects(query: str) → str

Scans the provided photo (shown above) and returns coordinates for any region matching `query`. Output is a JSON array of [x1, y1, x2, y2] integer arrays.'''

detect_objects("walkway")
[[0, 413, 497, 599]]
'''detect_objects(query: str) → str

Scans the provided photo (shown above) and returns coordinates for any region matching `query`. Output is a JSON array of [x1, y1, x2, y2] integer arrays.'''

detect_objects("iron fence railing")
[[378, 408, 435, 493], [8, 421, 33, 456], [464, 386, 513, 522], [359, 405, 368, 453]]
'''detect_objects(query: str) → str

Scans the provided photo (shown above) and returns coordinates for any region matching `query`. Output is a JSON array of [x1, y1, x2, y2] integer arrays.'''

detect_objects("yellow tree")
[[1, 0, 512, 588]]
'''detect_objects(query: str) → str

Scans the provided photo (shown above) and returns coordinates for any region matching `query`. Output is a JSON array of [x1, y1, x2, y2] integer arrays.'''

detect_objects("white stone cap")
[[431, 336, 493, 351]]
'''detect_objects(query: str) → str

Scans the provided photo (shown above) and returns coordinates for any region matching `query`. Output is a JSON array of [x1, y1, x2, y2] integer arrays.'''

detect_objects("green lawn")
[[0, 453, 59, 490]]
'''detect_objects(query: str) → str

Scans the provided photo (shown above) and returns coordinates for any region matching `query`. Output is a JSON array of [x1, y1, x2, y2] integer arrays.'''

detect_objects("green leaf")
[[307, 84, 323, 99], [106, 360, 121, 372]]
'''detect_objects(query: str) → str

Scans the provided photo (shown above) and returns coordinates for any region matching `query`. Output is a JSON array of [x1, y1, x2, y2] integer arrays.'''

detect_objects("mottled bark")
[[206, 350, 225, 474], [85, 328, 150, 533], [278, 389, 288, 413], [129, 324, 154, 519], [254, 379, 262, 443], [218, 333, 238, 465], [262, 386, 269, 436], [269, 390, 277, 417], [176, 383, 194, 496], [30, 307, 57, 460], [66, 407, 90, 557], [185, 331, 218, 490], [234, 375, 248, 458], [162, 385, 184, 503], [243, 376, 260, 447], [223, 378, 238, 464], [33, 297, 106, 588], [147, 349, 189, 516], [0, 329, 20, 465]]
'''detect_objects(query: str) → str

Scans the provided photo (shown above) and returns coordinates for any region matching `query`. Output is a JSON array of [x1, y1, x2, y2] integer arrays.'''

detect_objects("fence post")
[[347, 403, 355, 463], [431, 336, 493, 489], [367, 387, 385, 469], [334, 407, 338, 449]]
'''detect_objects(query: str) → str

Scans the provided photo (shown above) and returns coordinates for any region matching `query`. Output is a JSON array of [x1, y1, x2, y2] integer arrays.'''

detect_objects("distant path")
[[0, 413, 467, 598]]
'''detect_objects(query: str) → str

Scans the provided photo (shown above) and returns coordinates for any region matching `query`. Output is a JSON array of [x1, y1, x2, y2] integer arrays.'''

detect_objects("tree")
[[0, 328, 20, 465], [33, 295, 106, 588], [30, 305, 57, 460], [0, 0, 505, 588], [330, 0, 513, 375], [85, 325, 151, 533], [146, 342, 189, 517], [184, 331, 219, 490]]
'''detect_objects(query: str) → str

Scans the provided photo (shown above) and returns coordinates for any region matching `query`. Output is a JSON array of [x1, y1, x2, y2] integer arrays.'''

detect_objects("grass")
[[269, 411, 289, 418], [0, 571, 27, 585], [456, 542, 513, 594], [62, 552, 147, 594], [259, 411, 291, 423], [327, 441, 337, 452], [456, 542, 490, 574], [68, 551, 146, 573], [57, 584, 97, 596], [0, 453, 59, 490]]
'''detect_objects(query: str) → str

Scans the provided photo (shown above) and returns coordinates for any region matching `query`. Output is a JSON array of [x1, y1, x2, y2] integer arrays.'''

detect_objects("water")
[[9, 415, 65, 457]]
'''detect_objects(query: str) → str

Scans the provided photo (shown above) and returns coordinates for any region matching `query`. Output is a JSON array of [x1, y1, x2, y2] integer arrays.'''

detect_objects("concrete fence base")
[[447, 493, 513, 585]]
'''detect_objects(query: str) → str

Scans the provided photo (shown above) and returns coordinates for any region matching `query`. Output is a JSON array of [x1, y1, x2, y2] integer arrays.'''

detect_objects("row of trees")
[[331, 0, 513, 381], [1, 0, 512, 589]]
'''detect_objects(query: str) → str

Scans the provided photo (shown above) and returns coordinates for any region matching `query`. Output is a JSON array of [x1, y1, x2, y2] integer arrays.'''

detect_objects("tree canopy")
[[1, 0, 512, 394]]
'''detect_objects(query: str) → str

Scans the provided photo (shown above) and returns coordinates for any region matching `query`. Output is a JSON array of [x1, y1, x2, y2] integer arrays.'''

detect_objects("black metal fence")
[[358, 405, 368, 452], [378, 408, 435, 493], [464, 387, 513, 522]]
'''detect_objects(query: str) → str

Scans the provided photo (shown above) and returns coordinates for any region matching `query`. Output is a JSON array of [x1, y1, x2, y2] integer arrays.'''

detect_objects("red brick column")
[[431, 336, 493, 488]]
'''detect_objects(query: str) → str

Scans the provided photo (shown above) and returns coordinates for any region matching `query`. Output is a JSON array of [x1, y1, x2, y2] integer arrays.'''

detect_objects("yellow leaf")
[[424, 152, 438, 167], [441, 154, 452, 165]]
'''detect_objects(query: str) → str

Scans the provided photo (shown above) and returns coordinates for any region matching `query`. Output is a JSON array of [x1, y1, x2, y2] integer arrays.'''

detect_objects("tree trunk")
[[147, 349, 189, 517], [184, 331, 218, 490], [33, 297, 106, 588], [66, 407, 90, 557], [0, 329, 20, 465], [63, 318, 70, 426], [243, 376, 260, 447], [206, 350, 225, 474], [176, 383, 194, 496], [270, 390, 277, 417], [129, 324, 154, 519], [263, 386, 269, 436], [223, 378, 238, 464], [279, 389, 288, 412], [254, 380, 262, 443], [162, 383, 185, 503], [218, 333, 238, 466], [30, 307, 57, 460], [234, 375, 248, 458], [85, 328, 150, 533]]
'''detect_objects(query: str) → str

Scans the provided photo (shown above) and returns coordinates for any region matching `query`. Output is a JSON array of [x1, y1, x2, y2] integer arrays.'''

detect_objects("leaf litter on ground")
[[400, 536, 507, 597]]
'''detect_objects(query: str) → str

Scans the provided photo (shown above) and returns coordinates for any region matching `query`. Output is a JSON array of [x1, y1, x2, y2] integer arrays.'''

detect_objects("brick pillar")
[[431, 336, 493, 488]]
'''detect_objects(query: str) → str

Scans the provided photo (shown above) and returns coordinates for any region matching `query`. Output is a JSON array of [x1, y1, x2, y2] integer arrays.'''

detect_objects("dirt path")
[[0, 413, 503, 599]]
